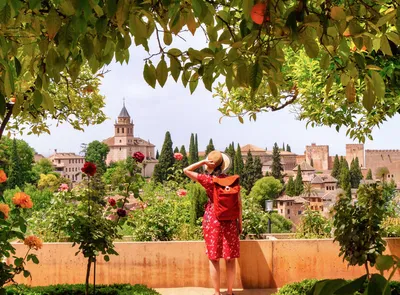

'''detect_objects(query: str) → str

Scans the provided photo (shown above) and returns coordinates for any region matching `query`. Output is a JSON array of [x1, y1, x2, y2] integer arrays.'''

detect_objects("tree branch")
[[0, 103, 15, 140]]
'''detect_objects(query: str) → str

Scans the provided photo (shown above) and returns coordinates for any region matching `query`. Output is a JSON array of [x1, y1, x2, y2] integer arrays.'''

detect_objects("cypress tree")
[[282, 142, 285, 151], [234, 143, 244, 176], [194, 134, 199, 162], [226, 142, 236, 175], [286, 144, 291, 152], [366, 168, 373, 180], [153, 131, 174, 183], [189, 133, 195, 164], [286, 176, 295, 196], [331, 155, 340, 180], [294, 165, 304, 196], [242, 151, 254, 192], [350, 158, 363, 188], [156, 150, 159, 160], [174, 146, 179, 153], [253, 156, 263, 181], [8, 138, 24, 189], [340, 162, 351, 198], [180, 145, 189, 168], [265, 171, 270, 176], [205, 138, 215, 156], [189, 183, 208, 225], [271, 142, 283, 181]]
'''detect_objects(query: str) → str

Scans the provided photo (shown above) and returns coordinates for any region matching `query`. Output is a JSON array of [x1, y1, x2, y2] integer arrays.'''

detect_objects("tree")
[[7, 139, 24, 189], [174, 147, 179, 153], [253, 156, 263, 181], [271, 143, 283, 181], [189, 183, 208, 226], [282, 142, 285, 151], [189, 134, 195, 165], [194, 134, 199, 163], [340, 161, 352, 198], [205, 139, 215, 156], [286, 144, 291, 152], [241, 151, 254, 192], [286, 176, 295, 197], [226, 142, 236, 175], [153, 131, 174, 183], [85, 140, 110, 174], [331, 155, 340, 180], [350, 157, 363, 189], [179, 145, 189, 168], [32, 158, 55, 183], [249, 177, 283, 209], [156, 150, 159, 160], [0, 1, 397, 143], [376, 167, 390, 182], [37, 174, 61, 192], [302, 183, 318, 199], [234, 144, 244, 176], [366, 169, 373, 180], [294, 166, 304, 196]]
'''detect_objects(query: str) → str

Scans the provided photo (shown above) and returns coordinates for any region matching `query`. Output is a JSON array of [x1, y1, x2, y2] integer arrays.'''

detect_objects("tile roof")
[[49, 153, 84, 159], [320, 174, 338, 183], [293, 161, 315, 171], [241, 144, 266, 153], [118, 104, 130, 118], [311, 175, 324, 184], [294, 196, 309, 204]]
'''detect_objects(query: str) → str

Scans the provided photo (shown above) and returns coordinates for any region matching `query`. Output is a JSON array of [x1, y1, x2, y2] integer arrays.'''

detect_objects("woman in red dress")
[[184, 150, 242, 295]]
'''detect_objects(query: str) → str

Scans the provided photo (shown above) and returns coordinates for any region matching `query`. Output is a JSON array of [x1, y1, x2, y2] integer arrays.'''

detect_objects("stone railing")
[[9, 238, 400, 289]]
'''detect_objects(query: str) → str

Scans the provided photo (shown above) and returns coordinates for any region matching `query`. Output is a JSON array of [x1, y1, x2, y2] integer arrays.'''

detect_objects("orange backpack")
[[212, 175, 240, 221]]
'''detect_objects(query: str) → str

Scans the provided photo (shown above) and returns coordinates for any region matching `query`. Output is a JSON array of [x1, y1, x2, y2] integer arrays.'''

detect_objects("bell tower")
[[114, 99, 134, 145]]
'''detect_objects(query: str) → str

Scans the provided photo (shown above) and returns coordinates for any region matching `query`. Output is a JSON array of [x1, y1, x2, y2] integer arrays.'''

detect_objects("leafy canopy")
[[0, 0, 398, 141]]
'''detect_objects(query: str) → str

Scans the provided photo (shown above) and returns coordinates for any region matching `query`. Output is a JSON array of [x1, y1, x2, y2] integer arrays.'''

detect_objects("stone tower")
[[114, 100, 134, 146], [346, 144, 364, 167]]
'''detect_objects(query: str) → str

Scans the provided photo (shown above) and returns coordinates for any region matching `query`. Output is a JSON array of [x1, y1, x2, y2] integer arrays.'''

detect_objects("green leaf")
[[304, 38, 319, 58], [23, 270, 30, 278], [250, 62, 262, 89], [363, 77, 375, 112], [0, 60, 15, 96], [326, 75, 334, 95], [318, 279, 347, 295], [14, 257, 23, 267], [104, 255, 110, 262], [156, 58, 168, 87], [242, 0, 253, 20], [0, 4, 11, 24], [366, 274, 390, 295], [46, 8, 62, 40], [0, 93, 5, 117], [169, 56, 181, 82], [380, 35, 393, 56], [0, 0, 5, 10], [14, 57, 21, 77], [376, 255, 394, 272], [376, 10, 396, 27], [59, 0, 76, 16], [354, 53, 365, 70], [29, 0, 41, 10], [371, 71, 385, 100], [334, 275, 367, 295], [331, 7, 346, 21], [191, 0, 208, 21], [268, 80, 278, 97], [189, 73, 199, 94], [33, 90, 43, 108], [106, 0, 117, 17], [163, 31, 172, 45], [320, 52, 330, 70], [143, 63, 157, 88], [116, 0, 128, 28]]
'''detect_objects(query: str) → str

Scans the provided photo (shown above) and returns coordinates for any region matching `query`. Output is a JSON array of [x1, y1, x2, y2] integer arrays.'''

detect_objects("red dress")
[[197, 174, 240, 260]]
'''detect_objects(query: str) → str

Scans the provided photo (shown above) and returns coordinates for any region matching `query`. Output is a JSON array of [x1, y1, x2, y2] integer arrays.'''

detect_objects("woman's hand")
[[203, 159, 215, 167]]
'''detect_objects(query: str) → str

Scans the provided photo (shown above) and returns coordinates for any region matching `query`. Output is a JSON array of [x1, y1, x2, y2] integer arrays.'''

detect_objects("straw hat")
[[204, 150, 232, 174]]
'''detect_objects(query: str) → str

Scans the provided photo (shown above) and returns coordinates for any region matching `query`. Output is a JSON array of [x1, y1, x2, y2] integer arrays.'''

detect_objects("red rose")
[[177, 189, 187, 197], [251, 3, 268, 25], [133, 152, 145, 163], [117, 208, 127, 217], [81, 162, 97, 176], [174, 153, 183, 161], [108, 198, 116, 207]]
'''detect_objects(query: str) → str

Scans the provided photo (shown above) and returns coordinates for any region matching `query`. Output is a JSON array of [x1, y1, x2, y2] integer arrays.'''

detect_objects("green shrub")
[[3, 184, 53, 212], [5, 284, 160, 295], [295, 208, 332, 239], [273, 279, 317, 295]]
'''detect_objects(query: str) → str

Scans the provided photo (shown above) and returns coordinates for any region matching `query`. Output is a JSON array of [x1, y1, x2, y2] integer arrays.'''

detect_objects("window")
[[298, 211, 302, 215], [320, 206, 323, 210], [120, 140, 122, 143], [311, 206, 314, 210], [58, 160, 61, 164], [122, 128, 124, 133], [119, 148, 121, 151], [280, 201, 283, 206], [117, 128, 119, 133], [287, 209, 290, 214], [280, 209, 283, 213]]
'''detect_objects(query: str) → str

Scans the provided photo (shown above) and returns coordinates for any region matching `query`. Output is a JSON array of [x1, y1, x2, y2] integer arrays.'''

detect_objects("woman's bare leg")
[[209, 259, 221, 295], [225, 258, 236, 295]]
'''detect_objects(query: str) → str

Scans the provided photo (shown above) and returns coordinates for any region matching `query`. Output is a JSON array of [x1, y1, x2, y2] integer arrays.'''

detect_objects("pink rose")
[[58, 183, 69, 192], [177, 189, 187, 197], [174, 153, 183, 161]]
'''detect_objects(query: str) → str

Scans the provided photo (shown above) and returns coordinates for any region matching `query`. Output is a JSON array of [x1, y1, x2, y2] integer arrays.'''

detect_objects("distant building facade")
[[103, 103, 157, 177], [48, 151, 85, 183]]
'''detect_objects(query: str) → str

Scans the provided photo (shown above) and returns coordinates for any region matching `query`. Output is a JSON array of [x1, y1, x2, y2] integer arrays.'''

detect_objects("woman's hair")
[[209, 161, 224, 176]]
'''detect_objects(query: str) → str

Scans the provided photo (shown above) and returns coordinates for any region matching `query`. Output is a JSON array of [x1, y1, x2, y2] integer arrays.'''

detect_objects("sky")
[[19, 31, 400, 158]]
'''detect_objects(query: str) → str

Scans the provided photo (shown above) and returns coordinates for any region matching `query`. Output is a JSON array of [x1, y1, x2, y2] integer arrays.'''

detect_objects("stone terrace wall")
[[9, 239, 400, 289]]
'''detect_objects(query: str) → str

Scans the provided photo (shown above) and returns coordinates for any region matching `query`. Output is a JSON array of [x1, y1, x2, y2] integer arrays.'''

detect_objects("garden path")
[[155, 288, 277, 295]]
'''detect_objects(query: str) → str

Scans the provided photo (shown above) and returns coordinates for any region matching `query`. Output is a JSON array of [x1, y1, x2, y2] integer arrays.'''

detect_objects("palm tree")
[[302, 183, 318, 199], [375, 167, 390, 182]]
